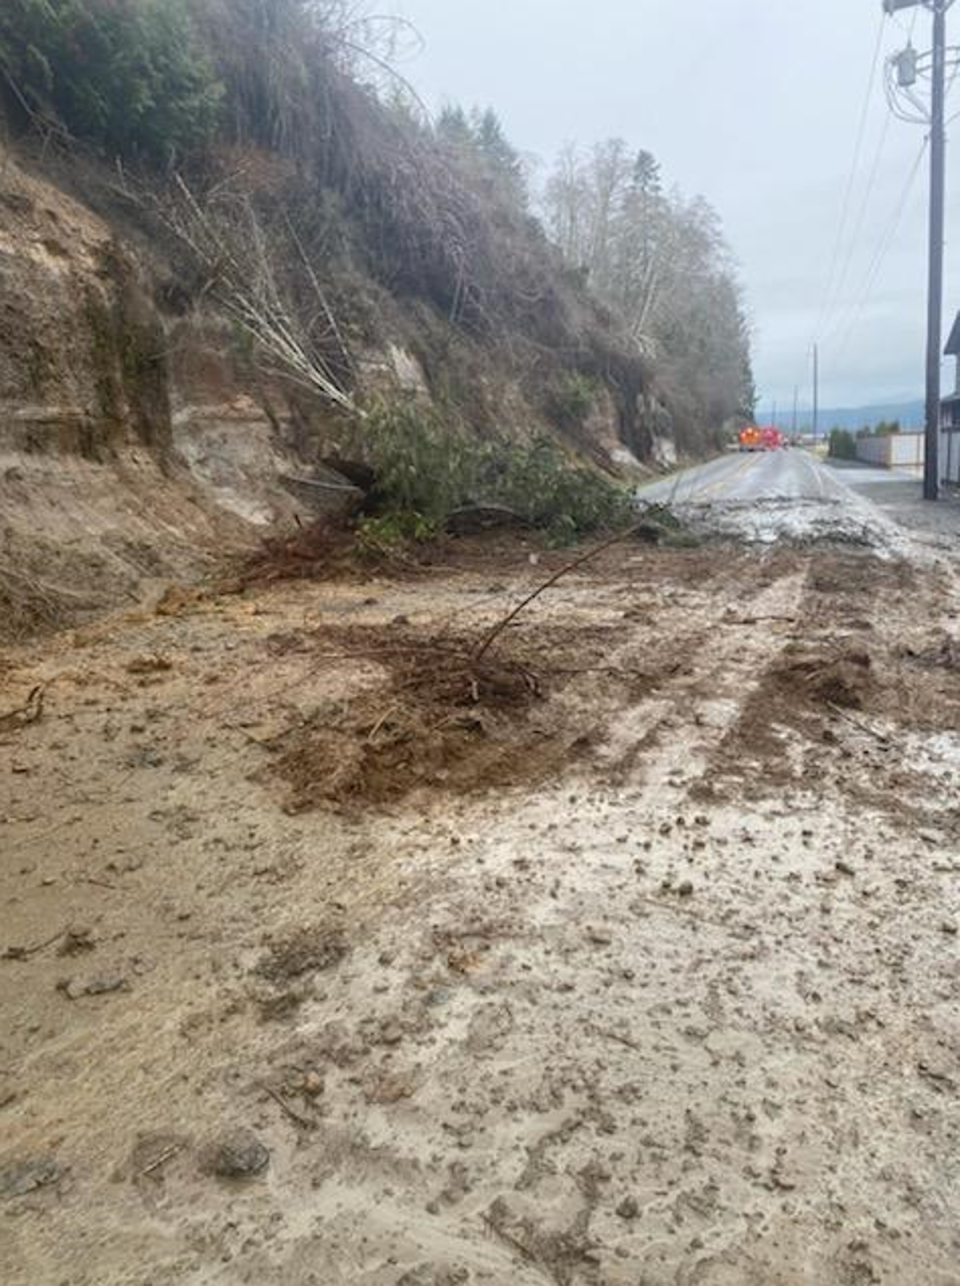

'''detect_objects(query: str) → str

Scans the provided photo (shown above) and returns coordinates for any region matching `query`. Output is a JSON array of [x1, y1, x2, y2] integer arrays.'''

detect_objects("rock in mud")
[[201, 1128, 269, 1180], [58, 925, 96, 956], [0, 1154, 62, 1200], [586, 926, 614, 946], [365, 1068, 422, 1105], [57, 973, 128, 1000], [616, 1196, 641, 1220]]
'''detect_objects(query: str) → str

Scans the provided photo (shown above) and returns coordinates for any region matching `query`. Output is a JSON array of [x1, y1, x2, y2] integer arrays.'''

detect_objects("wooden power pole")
[[884, 0, 952, 500]]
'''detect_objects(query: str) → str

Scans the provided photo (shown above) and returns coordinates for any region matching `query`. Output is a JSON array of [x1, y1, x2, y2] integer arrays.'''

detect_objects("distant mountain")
[[770, 399, 924, 436]]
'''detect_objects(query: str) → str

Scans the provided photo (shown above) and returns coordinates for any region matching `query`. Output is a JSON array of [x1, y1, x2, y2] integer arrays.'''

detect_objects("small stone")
[[677, 881, 695, 898], [201, 1128, 269, 1180], [0, 1155, 62, 1201], [302, 1071, 324, 1098], [58, 973, 127, 1000], [835, 860, 855, 878], [616, 1196, 641, 1220], [58, 926, 96, 957], [367, 1071, 420, 1105], [941, 920, 958, 937], [586, 927, 614, 946]]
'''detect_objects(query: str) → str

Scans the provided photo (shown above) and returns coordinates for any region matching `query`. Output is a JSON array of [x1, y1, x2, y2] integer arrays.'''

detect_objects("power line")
[[828, 138, 929, 366], [825, 105, 893, 336], [814, 14, 887, 342]]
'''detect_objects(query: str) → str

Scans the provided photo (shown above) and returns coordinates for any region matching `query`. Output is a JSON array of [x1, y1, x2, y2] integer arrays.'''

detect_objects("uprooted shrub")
[[358, 398, 633, 546]]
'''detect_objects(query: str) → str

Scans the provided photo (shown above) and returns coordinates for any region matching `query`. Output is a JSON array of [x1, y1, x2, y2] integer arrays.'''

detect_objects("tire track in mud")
[[251, 552, 960, 1286], [598, 561, 810, 795]]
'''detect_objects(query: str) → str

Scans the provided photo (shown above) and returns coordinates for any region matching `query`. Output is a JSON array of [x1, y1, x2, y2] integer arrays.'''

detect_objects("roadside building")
[[942, 312, 960, 483], [850, 312, 960, 483]]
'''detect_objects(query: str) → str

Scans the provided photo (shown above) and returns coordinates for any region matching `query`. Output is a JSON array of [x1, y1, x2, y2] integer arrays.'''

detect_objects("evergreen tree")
[[0, 0, 221, 160]]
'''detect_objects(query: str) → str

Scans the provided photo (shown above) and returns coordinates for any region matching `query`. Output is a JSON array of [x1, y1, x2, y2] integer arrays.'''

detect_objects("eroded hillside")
[[0, 0, 752, 639]]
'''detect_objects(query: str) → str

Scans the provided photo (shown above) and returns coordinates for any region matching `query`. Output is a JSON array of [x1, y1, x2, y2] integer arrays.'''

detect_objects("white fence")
[[854, 428, 960, 483], [855, 432, 924, 472]]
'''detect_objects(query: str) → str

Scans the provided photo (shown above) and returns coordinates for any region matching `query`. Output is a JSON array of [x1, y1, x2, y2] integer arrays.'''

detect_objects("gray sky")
[[393, 0, 960, 412]]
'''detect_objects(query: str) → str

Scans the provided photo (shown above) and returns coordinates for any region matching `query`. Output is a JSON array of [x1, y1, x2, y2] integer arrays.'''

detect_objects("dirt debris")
[[256, 926, 349, 982], [267, 620, 616, 810], [3, 533, 960, 1285]]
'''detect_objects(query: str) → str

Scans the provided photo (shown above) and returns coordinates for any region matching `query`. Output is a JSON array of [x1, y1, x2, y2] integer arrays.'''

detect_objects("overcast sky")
[[393, 0, 959, 413]]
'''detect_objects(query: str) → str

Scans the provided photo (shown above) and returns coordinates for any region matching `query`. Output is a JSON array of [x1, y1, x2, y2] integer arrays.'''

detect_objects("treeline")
[[542, 142, 755, 450], [409, 108, 755, 451], [0, 0, 755, 459]]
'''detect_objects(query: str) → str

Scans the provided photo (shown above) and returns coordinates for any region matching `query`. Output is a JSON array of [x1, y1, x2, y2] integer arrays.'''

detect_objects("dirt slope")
[[2, 530, 959, 1285]]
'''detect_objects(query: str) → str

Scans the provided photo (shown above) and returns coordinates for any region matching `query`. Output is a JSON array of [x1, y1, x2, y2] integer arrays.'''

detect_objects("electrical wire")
[[814, 13, 887, 343], [826, 103, 893, 334], [827, 138, 929, 368]]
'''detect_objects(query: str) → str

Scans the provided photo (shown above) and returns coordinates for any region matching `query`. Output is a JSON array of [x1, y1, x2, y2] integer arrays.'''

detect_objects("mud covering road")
[[638, 448, 915, 549], [3, 466, 960, 1285]]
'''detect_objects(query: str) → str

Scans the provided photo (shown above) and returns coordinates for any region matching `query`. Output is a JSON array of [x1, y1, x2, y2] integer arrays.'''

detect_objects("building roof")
[[946, 311, 960, 356]]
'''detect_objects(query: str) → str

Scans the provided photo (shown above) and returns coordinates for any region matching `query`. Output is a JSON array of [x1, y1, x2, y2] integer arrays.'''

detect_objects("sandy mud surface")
[[2, 524, 960, 1285]]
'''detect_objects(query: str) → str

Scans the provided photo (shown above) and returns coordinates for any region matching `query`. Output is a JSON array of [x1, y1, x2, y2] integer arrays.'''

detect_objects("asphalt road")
[[637, 448, 849, 506]]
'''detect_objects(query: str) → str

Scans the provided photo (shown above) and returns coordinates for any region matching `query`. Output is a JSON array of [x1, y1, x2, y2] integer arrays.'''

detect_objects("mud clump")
[[200, 1128, 269, 1180], [777, 648, 874, 711], [256, 927, 349, 982]]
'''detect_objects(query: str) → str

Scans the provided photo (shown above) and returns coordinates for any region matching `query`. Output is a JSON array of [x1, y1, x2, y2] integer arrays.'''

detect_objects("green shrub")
[[828, 427, 857, 460], [360, 399, 632, 546], [357, 511, 438, 554], [0, 0, 222, 160], [476, 433, 632, 544], [363, 399, 477, 525]]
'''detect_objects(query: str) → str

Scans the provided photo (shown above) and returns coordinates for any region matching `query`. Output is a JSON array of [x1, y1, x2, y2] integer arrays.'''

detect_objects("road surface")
[[635, 448, 946, 549], [638, 448, 854, 506]]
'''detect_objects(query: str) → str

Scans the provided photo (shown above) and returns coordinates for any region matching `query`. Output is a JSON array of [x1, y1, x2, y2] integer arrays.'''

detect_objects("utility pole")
[[925, 0, 947, 499], [812, 343, 820, 443], [884, 0, 954, 500], [792, 385, 799, 437]]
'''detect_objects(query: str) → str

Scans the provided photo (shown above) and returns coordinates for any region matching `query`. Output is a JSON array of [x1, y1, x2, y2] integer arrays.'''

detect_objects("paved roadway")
[[637, 448, 861, 507]]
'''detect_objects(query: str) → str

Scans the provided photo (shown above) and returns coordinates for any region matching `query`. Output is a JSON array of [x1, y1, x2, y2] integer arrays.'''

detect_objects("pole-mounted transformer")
[[882, 0, 952, 501], [896, 46, 918, 87]]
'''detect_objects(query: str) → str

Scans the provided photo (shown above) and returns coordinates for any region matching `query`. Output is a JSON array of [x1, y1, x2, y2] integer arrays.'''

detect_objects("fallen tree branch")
[[0, 685, 45, 733], [826, 702, 891, 745], [472, 524, 643, 663], [2, 927, 66, 962], [258, 1081, 318, 1130]]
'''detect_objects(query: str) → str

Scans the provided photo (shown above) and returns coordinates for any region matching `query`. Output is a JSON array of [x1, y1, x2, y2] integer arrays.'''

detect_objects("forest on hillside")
[[0, 0, 754, 489]]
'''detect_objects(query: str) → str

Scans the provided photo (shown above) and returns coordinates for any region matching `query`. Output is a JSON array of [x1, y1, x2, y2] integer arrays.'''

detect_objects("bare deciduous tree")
[[542, 140, 755, 443], [162, 175, 359, 416]]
